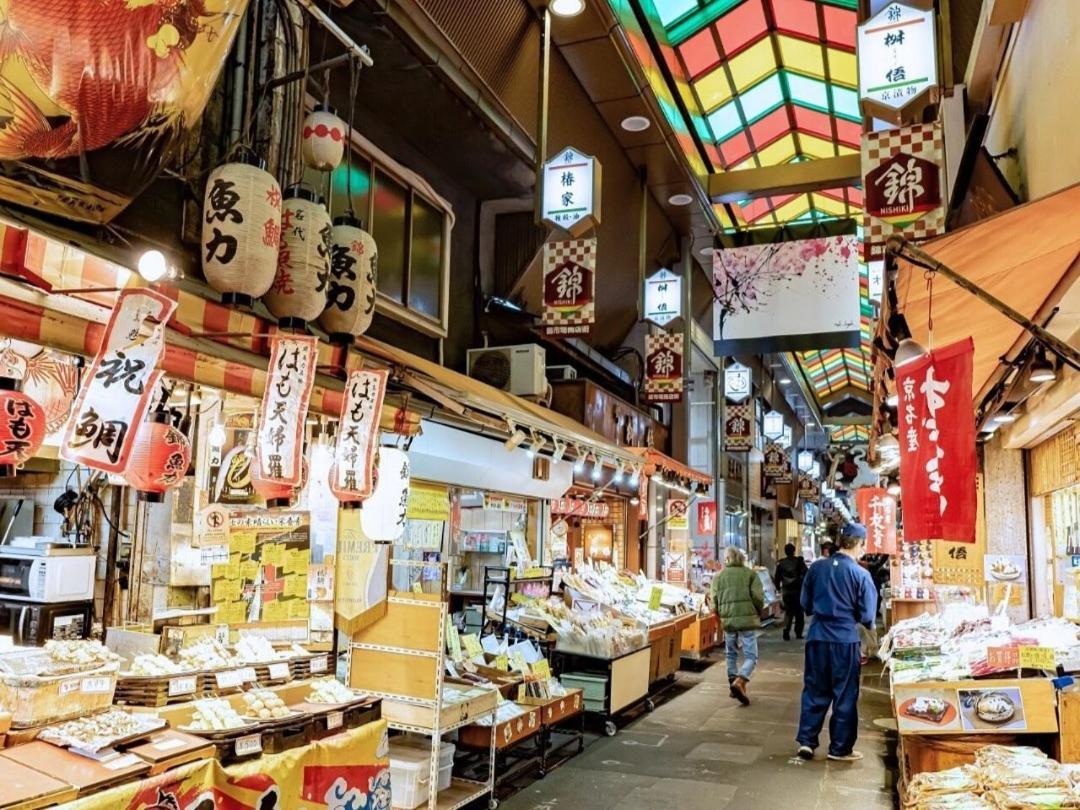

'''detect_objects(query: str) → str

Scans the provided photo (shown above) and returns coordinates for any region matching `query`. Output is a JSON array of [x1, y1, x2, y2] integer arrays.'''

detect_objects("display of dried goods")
[[908, 794, 995, 810], [307, 678, 358, 705], [184, 698, 249, 732], [905, 766, 981, 801], [38, 709, 165, 753], [42, 640, 114, 674], [985, 788, 1080, 809], [178, 638, 241, 671], [241, 689, 291, 721]]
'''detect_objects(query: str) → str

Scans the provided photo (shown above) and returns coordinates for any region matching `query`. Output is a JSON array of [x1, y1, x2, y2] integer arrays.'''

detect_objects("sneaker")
[[827, 751, 864, 762], [796, 745, 814, 760]]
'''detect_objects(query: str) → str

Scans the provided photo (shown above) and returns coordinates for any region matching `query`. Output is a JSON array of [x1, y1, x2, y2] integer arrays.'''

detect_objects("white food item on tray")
[[178, 638, 241, 671], [188, 698, 249, 731], [40, 709, 162, 752], [241, 688, 290, 720], [307, 677, 356, 704], [129, 653, 183, 676], [235, 634, 280, 664], [43, 640, 112, 672]]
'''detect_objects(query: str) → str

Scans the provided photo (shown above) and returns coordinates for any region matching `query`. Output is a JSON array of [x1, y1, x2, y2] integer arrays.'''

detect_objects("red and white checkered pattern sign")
[[644, 333, 683, 402], [542, 239, 596, 336], [861, 122, 945, 261]]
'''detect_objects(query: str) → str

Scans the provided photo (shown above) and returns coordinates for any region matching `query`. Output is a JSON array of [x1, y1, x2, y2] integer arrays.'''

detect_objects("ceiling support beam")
[[708, 154, 862, 203]]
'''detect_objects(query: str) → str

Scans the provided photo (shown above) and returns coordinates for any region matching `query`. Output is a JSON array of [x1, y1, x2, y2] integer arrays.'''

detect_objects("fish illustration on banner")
[[0, 0, 249, 224]]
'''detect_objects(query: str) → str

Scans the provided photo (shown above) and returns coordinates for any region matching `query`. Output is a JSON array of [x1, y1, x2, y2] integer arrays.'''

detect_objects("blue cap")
[[840, 522, 867, 540]]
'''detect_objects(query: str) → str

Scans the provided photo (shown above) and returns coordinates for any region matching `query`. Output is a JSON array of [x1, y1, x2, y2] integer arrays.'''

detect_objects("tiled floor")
[[501, 630, 898, 809]]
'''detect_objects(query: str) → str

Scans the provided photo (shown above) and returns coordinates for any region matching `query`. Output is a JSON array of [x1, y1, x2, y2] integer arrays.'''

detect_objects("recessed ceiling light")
[[992, 411, 1018, 424], [778, 377, 791, 385], [668, 193, 693, 206], [550, 0, 585, 16], [621, 115, 651, 132], [699, 246, 714, 256]]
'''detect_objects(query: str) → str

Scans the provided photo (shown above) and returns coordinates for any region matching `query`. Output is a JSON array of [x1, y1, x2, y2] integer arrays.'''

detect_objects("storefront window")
[[409, 195, 444, 319], [371, 168, 408, 305]]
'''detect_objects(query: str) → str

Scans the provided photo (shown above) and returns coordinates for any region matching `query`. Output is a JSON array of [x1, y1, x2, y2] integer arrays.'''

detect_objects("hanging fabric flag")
[[61, 289, 176, 473], [724, 403, 753, 453], [895, 338, 977, 542], [331, 369, 388, 503], [856, 487, 898, 554], [255, 335, 318, 488], [542, 239, 595, 336], [643, 334, 684, 402]]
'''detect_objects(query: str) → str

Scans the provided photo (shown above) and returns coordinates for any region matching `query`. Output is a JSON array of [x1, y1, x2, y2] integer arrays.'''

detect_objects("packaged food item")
[[905, 766, 980, 800], [909, 794, 995, 810], [985, 788, 1080, 809], [241, 688, 290, 720], [979, 761, 1068, 792], [307, 677, 357, 704], [973, 744, 1049, 768], [186, 698, 248, 731]]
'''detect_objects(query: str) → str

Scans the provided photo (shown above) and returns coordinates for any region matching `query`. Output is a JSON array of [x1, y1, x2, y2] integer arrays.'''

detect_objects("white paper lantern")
[[201, 159, 281, 307], [262, 186, 332, 329], [361, 447, 410, 541], [317, 215, 378, 344], [302, 105, 347, 171]]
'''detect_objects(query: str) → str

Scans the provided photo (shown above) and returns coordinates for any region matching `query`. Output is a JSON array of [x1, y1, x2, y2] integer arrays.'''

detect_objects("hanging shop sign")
[[724, 361, 751, 403], [713, 236, 860, 355], [61, 289, 176, 473], [255, 335, 318, 488], [896, 338, 977, 543], [856, 1, 939, 124], [643, 268, 682, 329], [763, 410, 785, 440], [868, 259, 885, 303], [0, 1, 247, 224], [360, 448, 410, 541], [551, 498, 611, 519], [667, 498, 689, 531], [318, 217, 378, 344], [779, 424, 793, 449], [763, 442, 788, 480], [724, 403, 753, 453], [0, 380, 46, 477], [540, 146, 601, 236], [643, 334, 684, 403], [542, 239, 596, 336], [861, 122, 945, 261], [797, 450, 815, 473], [855, 487, 898, 554], [331, 369, 388, 503], [263, 188, 333, 328], [697, 501, 717, 535], [797, 474, 820, 504]]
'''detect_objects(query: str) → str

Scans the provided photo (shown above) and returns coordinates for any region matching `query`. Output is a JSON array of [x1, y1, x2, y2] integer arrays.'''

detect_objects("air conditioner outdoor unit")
[[546, 365, 577, 382], [466, 344, 547, 397]]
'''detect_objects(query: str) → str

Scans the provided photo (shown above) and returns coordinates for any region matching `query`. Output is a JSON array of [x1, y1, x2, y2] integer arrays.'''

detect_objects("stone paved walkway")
[[501, 630, 898, 810]]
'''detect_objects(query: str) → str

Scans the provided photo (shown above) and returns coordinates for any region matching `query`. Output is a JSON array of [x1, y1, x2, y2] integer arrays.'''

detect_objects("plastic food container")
[[389, 740, 457, 808]]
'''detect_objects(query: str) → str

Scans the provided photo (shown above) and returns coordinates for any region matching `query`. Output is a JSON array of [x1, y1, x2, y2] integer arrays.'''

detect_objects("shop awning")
[[889, 183, 1080, 403], [625, 447, 712, 487]]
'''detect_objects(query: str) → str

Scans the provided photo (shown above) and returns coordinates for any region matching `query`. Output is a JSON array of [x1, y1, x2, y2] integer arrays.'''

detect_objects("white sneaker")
[[827, 751, 864, 762], [796, 745, 814, 760]]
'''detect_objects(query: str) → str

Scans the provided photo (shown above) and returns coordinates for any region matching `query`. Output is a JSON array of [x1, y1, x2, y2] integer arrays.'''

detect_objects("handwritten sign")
[[310, 655, 329, 674], [256, 335, 318, 486], [648, 586, 663, 612], [332, 369, 388, 501], [168, 676, 197, 697], [360, 448, 410, 541], [1019, 646, 1056, 670], [234, 734, 262, 757], [986, 646, 1019, 671]]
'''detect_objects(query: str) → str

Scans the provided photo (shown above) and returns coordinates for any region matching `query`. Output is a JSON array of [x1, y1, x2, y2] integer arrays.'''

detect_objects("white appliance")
[[466, 344, 547, 397], [546, 364, 578, 382], [0, 542, 96, 603]]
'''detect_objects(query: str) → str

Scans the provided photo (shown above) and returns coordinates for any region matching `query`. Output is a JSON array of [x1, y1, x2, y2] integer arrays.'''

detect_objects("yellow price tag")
[[494, 654, 509, 671], [648, 585, 663, 611], [446, 620, 462, 662], [532, 659, 551, 679], [412, 582, 423, 594], [461, 634, 484, 659], [1018, 645, 1056, 670]]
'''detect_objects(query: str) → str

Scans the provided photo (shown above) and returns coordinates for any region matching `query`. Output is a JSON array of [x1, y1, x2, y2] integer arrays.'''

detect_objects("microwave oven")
[[0, 599, 93, 646], [0, 547, 95, 603]]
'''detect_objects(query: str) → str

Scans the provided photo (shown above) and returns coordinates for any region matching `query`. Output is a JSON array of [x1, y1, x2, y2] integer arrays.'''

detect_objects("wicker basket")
[[0, 663, 119, 728]]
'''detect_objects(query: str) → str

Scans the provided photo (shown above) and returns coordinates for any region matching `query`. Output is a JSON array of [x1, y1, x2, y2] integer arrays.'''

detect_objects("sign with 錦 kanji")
[[855, 487, 898, 554], [644, 334, 684, 402], [857, 1, 938, 124], [798, 474, 820, 505], [724, 403, 753, 453], [763, 442, 789, 482], [332, 369, 388, 502], [896, 338, 977, 542], [643, 268, 682, 328], [861, 122, 945, 261], [542, 239, 596, 336], [541, 146, 601, 236], [256, 335, 318, 487]]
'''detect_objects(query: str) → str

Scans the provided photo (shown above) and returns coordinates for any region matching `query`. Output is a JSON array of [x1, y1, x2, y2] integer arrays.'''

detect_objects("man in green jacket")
[[711, 545, 765, 705]]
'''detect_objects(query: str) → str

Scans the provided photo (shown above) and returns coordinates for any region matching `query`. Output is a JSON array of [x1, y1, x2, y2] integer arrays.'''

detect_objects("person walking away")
[[774, 543, 807, 641], [796, 523, 876, 762], [712, 546, 764, 706]]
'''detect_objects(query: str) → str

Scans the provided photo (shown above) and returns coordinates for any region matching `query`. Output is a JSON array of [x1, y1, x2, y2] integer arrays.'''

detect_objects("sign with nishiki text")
[[541, 147, 601, 236], [643, 268, 682, 328], [643, 334, 684, 402], [797, 474, 820, 505], [856, 487, 898, 554], [256, 336, 318, 487], [724, 403, 753, 453], [896, 338, 977, 543], [857, 2, 938, 123], [332, 369, 388, 501], [542, 239, 596, 336], [763, 442, 791, 484], [61, 289, 176, 473]]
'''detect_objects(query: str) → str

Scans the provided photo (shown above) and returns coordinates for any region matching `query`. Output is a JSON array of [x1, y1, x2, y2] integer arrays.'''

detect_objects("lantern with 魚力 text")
[[301, 105, 347, 172], [262, 186, 332, 330], [0, 378, 46, 477], [201, 157, 282, 308], [125, 412, 191, 502], [317, 216, 378, 344]]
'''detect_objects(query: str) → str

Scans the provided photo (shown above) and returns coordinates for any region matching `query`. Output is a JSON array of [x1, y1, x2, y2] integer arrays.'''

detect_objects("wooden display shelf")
[[681, 615, 719, 660], [380, 686, 499, 733], [434, 778, 490, 810], [458, 705, 542, 750]]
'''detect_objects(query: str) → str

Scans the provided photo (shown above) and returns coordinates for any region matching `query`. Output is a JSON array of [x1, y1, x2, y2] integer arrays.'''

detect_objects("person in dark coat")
[[795, 522, 877, 763], [773, 543, 807, 641]]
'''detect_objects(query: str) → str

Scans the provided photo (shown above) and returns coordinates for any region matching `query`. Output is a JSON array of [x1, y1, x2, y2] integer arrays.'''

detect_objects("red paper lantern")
[[328, 462, 364, 510], [125, 412, 191, 502], [252, 454, 307, 508], [0, 378, 47, 477]]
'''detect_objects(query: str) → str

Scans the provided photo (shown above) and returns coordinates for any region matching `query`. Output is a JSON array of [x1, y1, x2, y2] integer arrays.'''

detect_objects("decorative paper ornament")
[[328, 462, 363, 509], [301, 105, 347, 171], [201, 157, 282, 308], [262, 186, 332, 330], [0, 378, 47, 477], [251, 453, 307, 508], [361, 447, 410, 541], [23, 351, 79, 435], [125, 412, 191, 502], [318, 215, 378, 344]]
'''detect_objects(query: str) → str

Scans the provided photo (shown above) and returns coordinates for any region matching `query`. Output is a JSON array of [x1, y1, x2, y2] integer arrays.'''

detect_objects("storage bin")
[[560, 672, 607, 702], [389, 745, 433, 809], [393, 735, 455, 769]]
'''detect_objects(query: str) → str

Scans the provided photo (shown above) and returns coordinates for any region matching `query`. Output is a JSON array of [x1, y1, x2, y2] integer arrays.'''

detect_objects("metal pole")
[[887, 236, 1080, 370], [534, 5, 552, 224], [294, 0, 374, 67], [637, 168, 648, 321], [714, 365, 725, 561]]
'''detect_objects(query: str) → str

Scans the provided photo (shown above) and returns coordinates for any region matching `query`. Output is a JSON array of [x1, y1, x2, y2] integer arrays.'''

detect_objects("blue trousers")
[[797, 640, 861, 756], [725, 630, 759, 681]]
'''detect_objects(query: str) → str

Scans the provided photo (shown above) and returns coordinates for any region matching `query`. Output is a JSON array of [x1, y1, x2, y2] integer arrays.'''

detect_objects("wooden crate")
[[520, 690, 583, 727], [0, 666, 119, 729], [681, 615, 719, 658], [114, 672, 205, 708], [648, 630, 681, 684], [380, 686, 498, 732], [458, 705, 542, 750]]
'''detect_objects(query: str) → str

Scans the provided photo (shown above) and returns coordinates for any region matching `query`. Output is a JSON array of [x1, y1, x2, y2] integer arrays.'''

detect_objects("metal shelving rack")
[[479, 565, 554, 638]]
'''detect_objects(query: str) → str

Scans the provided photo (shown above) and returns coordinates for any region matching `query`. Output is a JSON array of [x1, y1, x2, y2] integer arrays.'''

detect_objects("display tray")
[[291, 696, 380, 738], [520, 690, 584, 727], [176, 720, 262, 739], [1, 741, 150, 796], [38, 712, 167, 754], [382, 687, 498, 732], [239, 709, 307, 727], [458, 705, 542, 750], [122, 729, 216, 775], [0, 755, 76, 810], [114, 671, 205, 707]]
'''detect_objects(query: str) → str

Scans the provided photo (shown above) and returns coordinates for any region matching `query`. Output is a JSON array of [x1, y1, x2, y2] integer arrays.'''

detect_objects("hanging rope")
[[924, 269, 935, 350]]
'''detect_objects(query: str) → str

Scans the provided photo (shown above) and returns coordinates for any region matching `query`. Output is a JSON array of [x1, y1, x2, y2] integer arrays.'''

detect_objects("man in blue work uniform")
[[796, 522, 877, 762]]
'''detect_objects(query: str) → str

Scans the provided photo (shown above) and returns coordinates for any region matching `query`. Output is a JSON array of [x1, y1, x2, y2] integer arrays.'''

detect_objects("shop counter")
[[553, 647, 651, 737], [680, 614, 720, 661]]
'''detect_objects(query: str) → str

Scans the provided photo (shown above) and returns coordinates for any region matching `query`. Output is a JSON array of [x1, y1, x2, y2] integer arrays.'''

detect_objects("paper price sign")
[[310, 655, 329, 674], [462, 634, 484, 660], [1019, 646, 1056, 670], [234, 734, 263, 757], [168, 676, 197, 697], [103, 754, 142, 772], [268, 662, 291, 681], [986, 646, 1019, 671], [327, 711, 344, 730], [59, 680, 79, 696], [215, 669, 245, 689], [648, 585, 663, 611], [81, 677, 112, 694], [532, 659, 552, 680], [494, 654, 509, 671]]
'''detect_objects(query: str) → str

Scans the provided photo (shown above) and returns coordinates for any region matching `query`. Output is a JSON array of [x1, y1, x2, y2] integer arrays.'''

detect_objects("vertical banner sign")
[[335, 506, 390, 636], [332, 369, 389, 501], [724, 403, 753, 453], [797, 474, 820, 504], [644, 334, 684, 402], [697, 501, 717, 535], [643, 268, 682, 328], [856, 488, 898, 554], [861, 123, 945, 260], [856, 2, 939, 123], [762, 442, 786, 479], [896, 338, 977, 542], [257, 336, 318, 486], [61, 289, 176, 473], [540, 147, 602, 236], [665, 499, 689, 584], [542, 239, 596, 337], [360, 447, 410, 541]]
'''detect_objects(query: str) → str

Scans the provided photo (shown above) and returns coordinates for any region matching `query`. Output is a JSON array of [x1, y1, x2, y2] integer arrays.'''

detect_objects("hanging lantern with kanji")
[[251, 453, 307, 509], [301, 105, 347, 172], [328, 462, 364, 509], [317, 215, 378, 345], [125, 412, 192, 502], [262, 186, 332, 330], [0, 378, 47, 477], [201, 157, 282, 308]]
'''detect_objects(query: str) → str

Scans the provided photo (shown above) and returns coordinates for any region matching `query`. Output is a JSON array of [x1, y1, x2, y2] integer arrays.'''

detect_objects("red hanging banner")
[[895, 338, 977, 542], [855, 487, 898, 555], [697, 501, 717, 535]]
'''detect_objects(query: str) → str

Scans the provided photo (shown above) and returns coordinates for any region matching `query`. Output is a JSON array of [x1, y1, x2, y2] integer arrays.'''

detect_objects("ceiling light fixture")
[[137, 249, 169, 282], [778, 377, 791, 385], [886, 393, 899, 408], [667, 193, 693, 206], [550, 0, 585, 16], [1030, 348, 1057, 384], [590, 455, 603, 482], [620, 115, 651, 132], [699, 246, 715, 257], [992, 410, 1018, 424], [572, 449, 586, 474]]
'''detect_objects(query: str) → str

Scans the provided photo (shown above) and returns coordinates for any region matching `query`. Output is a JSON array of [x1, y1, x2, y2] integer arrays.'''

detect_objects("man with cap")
[[795, 522, 877, 762]]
